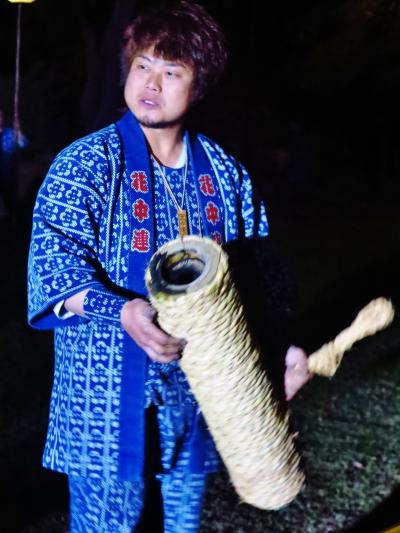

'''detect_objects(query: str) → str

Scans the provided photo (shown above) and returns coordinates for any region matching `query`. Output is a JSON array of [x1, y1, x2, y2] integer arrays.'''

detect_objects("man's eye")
[[166, 71, 175, 77], [137, 63, 148, 70]]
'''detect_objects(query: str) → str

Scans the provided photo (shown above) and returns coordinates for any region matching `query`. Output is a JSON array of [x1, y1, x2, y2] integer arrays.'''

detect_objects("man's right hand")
[[120, 298, 186, 363]]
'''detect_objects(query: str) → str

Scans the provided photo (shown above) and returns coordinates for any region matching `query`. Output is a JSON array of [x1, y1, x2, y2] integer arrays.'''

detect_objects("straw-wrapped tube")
[[145, 236, 304, 510]]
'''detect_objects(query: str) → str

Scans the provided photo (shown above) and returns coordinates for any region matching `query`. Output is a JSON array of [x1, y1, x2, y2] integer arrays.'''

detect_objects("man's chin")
[[135, 114, 184, 130]]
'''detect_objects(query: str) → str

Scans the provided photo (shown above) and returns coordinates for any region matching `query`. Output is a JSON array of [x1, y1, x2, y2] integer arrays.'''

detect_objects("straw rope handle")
[[308, 297, 395, 377]]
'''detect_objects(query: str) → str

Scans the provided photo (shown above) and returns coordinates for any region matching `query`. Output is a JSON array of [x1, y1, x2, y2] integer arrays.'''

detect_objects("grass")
[[201, 325, 400, 532]]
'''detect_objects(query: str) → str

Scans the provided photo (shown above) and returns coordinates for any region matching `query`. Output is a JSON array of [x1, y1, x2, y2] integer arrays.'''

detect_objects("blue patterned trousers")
[[69, 470, 207, 532], [68, 404, 212, 532]]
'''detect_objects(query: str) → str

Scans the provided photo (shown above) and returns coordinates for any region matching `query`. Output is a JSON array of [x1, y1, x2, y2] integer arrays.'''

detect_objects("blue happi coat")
[[28, 111, 268, 482]]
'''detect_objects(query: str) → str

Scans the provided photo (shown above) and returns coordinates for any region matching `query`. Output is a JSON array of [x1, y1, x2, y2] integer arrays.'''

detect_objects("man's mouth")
[[140, 98, 160, 108]]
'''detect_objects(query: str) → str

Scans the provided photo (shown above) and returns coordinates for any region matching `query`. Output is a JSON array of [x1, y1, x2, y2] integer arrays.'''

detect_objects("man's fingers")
[[145, 345, 182, 363], [121, 298, 186, 359], [286, 391, 297, 401], [142, 304, 156, 320], [141, 319, 184, 349], [138, 322, 185, 359], [286, 345, 307, 367], [144, 337, 183, 358], [285, 370, 302, 401], [284, 345, 312, 401]]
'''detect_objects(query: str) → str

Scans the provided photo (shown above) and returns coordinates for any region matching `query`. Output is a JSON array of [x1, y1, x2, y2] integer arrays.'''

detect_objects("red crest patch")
[[131, 171, 149, 193], [205, 202, 220, 225], [199, 174, 215, 196], [131, 229, 150, 252], [132, 199, 150, 223]]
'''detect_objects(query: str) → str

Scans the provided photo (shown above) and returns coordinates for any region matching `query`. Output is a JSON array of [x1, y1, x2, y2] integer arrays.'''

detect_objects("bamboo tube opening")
[[147, 237, 222, 296], [161, 252, 205, 285]]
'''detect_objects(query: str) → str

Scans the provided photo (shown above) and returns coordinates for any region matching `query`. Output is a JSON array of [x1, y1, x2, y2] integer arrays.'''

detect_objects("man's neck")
[[141, 124, 185, 168]]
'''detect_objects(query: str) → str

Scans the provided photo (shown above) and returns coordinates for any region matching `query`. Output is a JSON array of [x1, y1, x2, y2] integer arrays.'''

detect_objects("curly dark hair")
[[121, 1, 227, 103]]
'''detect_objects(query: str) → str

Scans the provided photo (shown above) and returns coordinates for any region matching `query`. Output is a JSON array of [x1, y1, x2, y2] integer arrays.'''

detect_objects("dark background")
[[1, 0, 400, 531], [2, 0, 400, 189]]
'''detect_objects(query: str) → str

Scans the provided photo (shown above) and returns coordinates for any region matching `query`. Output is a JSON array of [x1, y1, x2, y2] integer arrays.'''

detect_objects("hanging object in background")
[[8, 0, 36, 143]]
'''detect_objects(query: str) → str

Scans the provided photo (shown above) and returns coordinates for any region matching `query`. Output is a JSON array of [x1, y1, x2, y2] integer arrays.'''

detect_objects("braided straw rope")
[[308, 297, 395, 377], [145, 236, 304, 510]]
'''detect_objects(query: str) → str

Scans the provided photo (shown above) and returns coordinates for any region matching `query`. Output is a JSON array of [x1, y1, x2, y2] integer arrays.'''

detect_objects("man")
[[28, 2, 310, 531]]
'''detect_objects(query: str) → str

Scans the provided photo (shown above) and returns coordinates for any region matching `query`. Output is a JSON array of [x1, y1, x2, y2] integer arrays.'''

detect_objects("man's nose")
[[146, 71, 161, 92]]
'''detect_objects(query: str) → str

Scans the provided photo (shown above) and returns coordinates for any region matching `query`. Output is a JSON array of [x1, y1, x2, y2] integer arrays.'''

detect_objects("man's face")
[[124, 46, 194, 130]]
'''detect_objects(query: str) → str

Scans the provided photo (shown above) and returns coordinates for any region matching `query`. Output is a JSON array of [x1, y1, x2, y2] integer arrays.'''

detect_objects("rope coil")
[[146, 236, 304, 510]]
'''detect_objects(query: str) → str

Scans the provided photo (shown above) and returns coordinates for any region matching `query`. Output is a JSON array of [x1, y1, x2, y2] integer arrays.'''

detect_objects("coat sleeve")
[[27, 137, 128, 330], [236, 161, 269, 239]]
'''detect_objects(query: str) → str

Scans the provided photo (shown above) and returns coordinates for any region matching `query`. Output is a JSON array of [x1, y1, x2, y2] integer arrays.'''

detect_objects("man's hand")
[[284, 345, 313, 401], [121, 298, 186, 363]]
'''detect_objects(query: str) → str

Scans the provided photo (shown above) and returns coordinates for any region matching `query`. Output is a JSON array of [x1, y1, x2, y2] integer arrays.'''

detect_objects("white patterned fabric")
[[69, 470, 208, 533], [27, 120, 268, 482], [69, 404, 210, 532]]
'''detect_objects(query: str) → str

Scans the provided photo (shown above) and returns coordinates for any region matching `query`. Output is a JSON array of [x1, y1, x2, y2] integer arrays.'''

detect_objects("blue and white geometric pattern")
[[28, 121, 268, 481], [145, 158, 201, 409], [69, 470, 207, 533], [68, 402, 211, 532]]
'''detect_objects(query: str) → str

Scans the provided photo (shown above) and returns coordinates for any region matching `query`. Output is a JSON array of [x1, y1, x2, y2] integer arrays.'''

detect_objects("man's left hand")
[[284, 345, 313, 401]]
